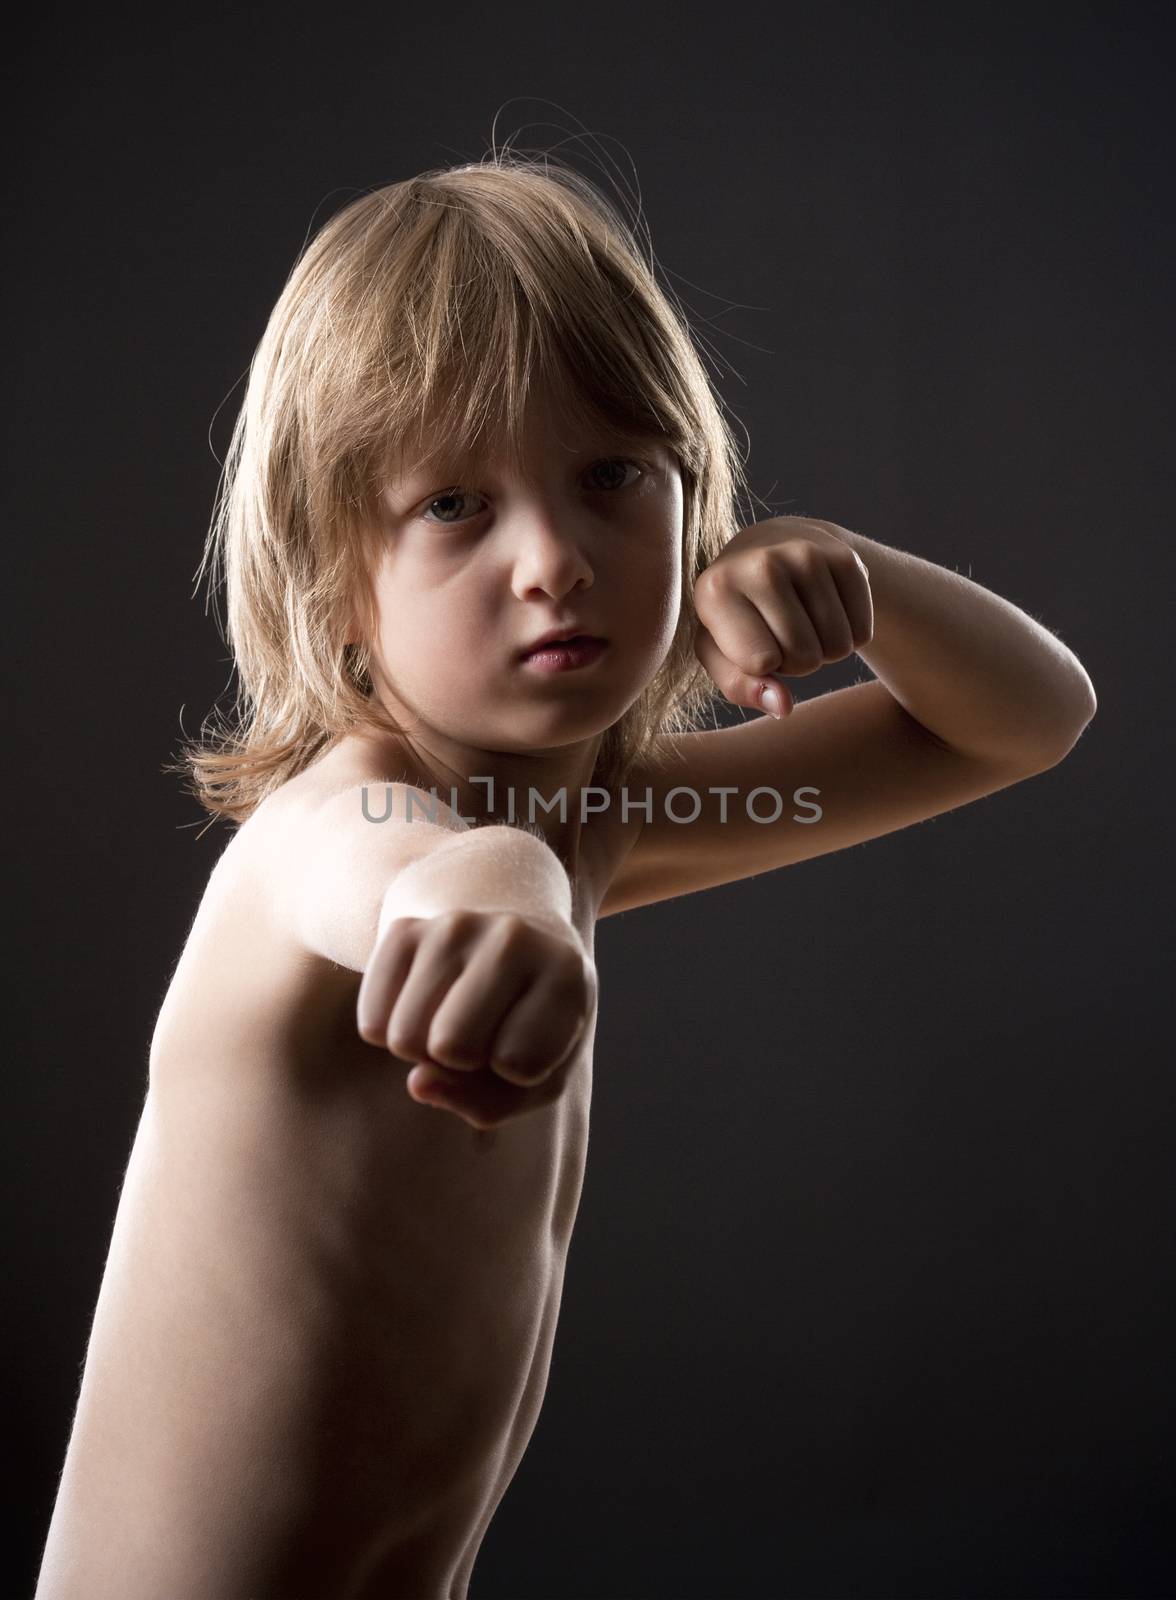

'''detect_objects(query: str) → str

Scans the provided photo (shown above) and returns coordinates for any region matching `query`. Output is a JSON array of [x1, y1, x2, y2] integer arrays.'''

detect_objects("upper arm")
[[599, 679, 1055, 917], [268, 779, 472, 973]]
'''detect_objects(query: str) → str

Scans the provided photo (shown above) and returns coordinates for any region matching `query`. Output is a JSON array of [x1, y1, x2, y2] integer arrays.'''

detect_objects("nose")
[[506, 504, 595, 601]]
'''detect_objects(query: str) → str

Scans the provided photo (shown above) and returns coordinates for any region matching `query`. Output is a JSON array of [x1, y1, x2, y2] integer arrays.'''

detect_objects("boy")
[[35, 159, 1096, 1598]]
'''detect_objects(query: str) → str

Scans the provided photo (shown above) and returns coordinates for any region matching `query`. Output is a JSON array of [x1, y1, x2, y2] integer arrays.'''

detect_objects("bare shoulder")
[[242, 736, 459, 867], [239, 736, 476, 974], [149, 739, 452, 1074], [166, 736, 444, 973]]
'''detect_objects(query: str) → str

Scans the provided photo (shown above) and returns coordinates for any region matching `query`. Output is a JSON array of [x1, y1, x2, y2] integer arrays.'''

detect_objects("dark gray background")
[[6, 3, 1171, 1595]]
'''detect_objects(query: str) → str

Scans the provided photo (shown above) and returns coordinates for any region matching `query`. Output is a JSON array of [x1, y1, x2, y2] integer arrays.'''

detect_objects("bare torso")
[[36, 736, 639, 1600]]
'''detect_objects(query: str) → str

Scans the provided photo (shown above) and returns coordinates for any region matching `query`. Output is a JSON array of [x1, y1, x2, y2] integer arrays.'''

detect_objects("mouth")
[[519, 635, 609, 672], [518, 626, 606, 657]]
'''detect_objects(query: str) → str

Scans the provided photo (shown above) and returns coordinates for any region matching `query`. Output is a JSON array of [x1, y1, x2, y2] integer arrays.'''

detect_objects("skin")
[[358, 898, 598, 1131], [35, 809, 614, 1600], [347, 377, 685, 875], [337, 381, 687, 1130], [35, 385, 689, 1600], [37, 375, 1096, 1596]]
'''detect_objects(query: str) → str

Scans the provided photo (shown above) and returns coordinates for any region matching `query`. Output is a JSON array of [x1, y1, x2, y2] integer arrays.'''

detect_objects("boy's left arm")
[[599, 516, 1096, 917], [706, 516, 1097, 766]]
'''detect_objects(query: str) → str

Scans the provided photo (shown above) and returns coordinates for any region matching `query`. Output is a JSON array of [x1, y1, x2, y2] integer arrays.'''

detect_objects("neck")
[[353, 719, 605, 876]]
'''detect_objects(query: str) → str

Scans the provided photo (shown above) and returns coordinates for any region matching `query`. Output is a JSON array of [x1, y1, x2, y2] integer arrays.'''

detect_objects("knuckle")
[[428, 908, 478, 941], [508, 1065, 547, 1090], [429, 1034, 481, 1070], [387, 1031, 420, 1061], [376, 914, 420, 951], [492, 1050, 544, 1086], [820, 625, 854, 662], [483, 911, 531, 953], [695, 563, 729, 598], [357, 1006, 388, 1042]]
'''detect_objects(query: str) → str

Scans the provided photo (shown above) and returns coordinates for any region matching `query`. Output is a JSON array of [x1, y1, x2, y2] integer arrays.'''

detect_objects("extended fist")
[[356, 907, 597, 1130]]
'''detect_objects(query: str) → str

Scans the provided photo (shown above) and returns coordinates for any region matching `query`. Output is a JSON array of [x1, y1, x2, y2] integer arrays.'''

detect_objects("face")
[[357, 381, 684, 797]]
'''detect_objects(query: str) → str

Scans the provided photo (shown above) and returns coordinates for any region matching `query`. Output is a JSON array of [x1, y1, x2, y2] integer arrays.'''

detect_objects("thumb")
[[694, 625, 794, 718]]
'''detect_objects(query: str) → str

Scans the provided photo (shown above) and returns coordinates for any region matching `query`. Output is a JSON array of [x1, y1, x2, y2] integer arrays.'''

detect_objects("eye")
[[585, 457, 646, 492], [417, 458, 648, 526], [420, 488, 482, 526]]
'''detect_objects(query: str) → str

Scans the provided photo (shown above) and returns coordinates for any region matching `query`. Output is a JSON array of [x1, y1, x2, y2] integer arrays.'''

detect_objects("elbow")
[[1033, 674, 1098, 768]]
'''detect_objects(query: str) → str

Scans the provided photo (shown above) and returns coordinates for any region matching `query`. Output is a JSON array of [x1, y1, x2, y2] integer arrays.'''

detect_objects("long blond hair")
[[166, 150, 756, 826]]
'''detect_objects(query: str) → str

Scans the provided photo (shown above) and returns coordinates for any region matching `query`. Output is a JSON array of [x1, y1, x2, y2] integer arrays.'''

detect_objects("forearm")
[[839, 527, 1097, 766], [378, 823, 575, 939], [290, 782, 579, 974]]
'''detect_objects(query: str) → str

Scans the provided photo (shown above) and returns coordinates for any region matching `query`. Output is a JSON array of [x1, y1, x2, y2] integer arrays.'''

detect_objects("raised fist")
[[357, 907, 597, 1130]]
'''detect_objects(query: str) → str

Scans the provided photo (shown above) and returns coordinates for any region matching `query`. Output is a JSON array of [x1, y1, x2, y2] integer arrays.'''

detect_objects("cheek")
[[608, 539, 681, 667], [373, 575, 495, 689], [625, 519, 682, 611]]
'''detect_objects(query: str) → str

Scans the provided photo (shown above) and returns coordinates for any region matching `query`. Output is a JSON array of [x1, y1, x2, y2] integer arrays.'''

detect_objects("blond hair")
[[167, 150, 756, 827]]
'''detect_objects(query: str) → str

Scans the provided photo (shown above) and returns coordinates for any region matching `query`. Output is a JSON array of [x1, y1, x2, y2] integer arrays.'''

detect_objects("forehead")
[[385, 402, 672, 490]]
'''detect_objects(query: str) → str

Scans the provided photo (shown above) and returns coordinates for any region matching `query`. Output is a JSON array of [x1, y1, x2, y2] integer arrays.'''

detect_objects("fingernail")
[[760, 683, 785, 720]]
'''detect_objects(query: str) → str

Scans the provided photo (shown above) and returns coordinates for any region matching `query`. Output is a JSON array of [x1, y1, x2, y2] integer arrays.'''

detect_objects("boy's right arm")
[[284, 781, 575, 973], [280, 781, 593, 1128]]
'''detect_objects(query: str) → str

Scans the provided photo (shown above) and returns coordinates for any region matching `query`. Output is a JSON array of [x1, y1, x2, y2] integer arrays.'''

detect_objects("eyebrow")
[[388, 431, 668, 492]]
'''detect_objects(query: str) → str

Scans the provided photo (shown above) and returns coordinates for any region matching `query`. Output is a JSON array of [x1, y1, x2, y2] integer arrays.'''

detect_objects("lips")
[[521, 635, 608, 672], [519, 629, 605, 659]]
